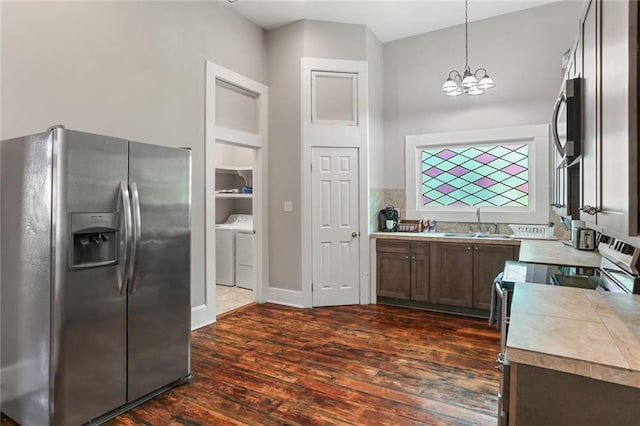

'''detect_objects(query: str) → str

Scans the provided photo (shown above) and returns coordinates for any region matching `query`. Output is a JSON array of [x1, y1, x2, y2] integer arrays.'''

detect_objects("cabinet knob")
[[405, 255, 409, 259], [474, 246, 479, 251], [411, 256, 416, 260], [467, 246, 471, 250]]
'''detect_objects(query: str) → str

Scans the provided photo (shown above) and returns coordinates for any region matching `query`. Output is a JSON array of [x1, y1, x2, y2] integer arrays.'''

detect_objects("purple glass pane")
[[422, 195, 432, 204], [517, 183, 529, 193], [424, 167, 444, 177], [437, 149, 456, 160], [437, 183, 455, 194], [503, 164, 526, 175], [450, 165, 469, 177], [475, 177, 496, 188], [452, 200, 467, 206], [504, 144, 524, 151], [475, 153, 496, 164]]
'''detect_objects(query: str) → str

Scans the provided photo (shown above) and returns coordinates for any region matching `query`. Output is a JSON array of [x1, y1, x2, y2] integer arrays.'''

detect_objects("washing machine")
[[235, 231, 255, 290], [215, 214, 254, 287]]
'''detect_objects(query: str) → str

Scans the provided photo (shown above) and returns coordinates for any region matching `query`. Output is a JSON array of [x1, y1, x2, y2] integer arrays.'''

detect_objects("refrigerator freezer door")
[[127, 141, 191, 402], [1, 131, 54, 426], [54, 129, 129, 425]]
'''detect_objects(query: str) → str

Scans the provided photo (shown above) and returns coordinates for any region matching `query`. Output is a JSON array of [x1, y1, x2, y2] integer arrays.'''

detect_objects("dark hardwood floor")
[[113, 303, 500, 425], [2, 303, 501, 425]]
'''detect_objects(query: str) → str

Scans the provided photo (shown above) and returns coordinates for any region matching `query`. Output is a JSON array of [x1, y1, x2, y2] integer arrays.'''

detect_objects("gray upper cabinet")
[[598, 0, 638, 236], [579, 0, 638, 236], [579, 0, 599, 224]]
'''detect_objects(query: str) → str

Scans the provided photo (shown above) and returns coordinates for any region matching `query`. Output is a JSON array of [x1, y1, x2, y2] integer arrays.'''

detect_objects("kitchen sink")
[[442, 232, 478, 237], [442, 232, 513, 239], [475, 233, 513, 239]]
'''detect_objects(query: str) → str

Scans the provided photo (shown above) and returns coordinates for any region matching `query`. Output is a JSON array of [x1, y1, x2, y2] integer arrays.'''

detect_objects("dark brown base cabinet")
[[430, 242, 518, 310], [509, 364, 640, 425], [377, 239, 518, 313], [376, 239, 429, 302]]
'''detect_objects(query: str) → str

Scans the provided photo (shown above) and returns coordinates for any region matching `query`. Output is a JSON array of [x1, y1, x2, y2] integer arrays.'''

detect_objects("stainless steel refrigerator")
[[1, 126, 192, 425]]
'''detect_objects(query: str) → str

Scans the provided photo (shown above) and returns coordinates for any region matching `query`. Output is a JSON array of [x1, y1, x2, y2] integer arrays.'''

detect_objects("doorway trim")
[[300, 57, 370, 308], [197, 61, 268, 330]]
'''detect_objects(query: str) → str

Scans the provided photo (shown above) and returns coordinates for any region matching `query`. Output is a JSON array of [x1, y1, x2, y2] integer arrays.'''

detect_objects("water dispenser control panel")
[[69, 212, 119, 270]]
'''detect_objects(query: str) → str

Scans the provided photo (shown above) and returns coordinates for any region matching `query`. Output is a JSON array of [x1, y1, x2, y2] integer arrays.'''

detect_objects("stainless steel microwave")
[[551, 77, 582, 160]]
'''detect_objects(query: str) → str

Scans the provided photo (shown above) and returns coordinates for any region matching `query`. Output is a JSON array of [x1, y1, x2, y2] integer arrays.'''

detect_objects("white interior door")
[[311, 147, 360, 307]]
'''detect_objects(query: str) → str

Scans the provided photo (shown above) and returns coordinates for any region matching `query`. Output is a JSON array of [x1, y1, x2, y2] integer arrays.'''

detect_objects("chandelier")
[[441, 0, 495, 96]]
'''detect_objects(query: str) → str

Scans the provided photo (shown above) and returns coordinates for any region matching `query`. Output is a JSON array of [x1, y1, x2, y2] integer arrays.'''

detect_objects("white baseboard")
[[191, 304, 216, 330], [264, 286, 304, 308]]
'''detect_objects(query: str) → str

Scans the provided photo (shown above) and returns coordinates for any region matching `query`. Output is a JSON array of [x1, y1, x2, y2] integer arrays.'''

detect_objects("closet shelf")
[[215, 193, 253, 199], [215, 165, 253, 174]]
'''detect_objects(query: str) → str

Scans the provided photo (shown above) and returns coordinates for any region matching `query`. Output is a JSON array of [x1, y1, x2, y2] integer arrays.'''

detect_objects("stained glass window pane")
[[421, 144, 529, 207]]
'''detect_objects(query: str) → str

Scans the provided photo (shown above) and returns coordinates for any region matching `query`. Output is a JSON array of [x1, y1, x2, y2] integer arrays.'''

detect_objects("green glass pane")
[[459, 159, 482, 171], [487, 170, 510, 183], [487, 146, 510, 157], [502, 151, 526, 163], [489, 158, 510, 170], [459, 171, 483, 184], [460, 183, 483, 194], [502, 176, 526, 188]]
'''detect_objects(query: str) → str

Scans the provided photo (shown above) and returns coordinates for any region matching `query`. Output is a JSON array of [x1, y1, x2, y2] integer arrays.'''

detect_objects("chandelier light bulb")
[[441, 78, 459, 92]]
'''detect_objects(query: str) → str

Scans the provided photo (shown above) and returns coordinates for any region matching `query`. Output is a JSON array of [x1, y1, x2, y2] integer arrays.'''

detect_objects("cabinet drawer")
[[376, 239, 410, 254], [410, 241, 429, 255]]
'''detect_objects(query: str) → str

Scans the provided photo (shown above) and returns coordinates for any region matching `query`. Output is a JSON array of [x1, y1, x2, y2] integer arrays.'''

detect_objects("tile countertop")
[[518, 239, 601, 268], [370, 231, 521, 246], [506, 283, 640, 388]]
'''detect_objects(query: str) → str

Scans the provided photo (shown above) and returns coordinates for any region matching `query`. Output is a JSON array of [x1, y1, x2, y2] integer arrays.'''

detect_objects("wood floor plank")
[[1, 303, 501, 425]]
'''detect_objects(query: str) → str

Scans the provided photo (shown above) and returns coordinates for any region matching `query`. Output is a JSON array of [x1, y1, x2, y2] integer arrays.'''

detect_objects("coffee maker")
[[379, 205, 399, 232]]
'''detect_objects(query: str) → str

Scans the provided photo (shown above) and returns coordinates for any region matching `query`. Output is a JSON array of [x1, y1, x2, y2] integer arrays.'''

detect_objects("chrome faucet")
[[476, 207, 481, 231]]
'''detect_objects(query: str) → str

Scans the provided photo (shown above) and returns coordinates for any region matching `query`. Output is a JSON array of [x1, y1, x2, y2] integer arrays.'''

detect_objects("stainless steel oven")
[[494, 281, 513, 426]]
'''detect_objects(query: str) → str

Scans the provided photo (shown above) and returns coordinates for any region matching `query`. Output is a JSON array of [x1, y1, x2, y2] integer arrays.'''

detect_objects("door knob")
[[351, 231, 359, 238]]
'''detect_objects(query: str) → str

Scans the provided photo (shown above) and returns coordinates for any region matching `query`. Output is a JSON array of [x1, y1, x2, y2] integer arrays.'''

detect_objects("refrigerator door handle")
[[128, 182, 142, 294], [118, 181, 133, 294]]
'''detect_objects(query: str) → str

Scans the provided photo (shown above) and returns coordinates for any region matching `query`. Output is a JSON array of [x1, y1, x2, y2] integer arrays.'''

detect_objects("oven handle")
[[599, 268, 631, 293]]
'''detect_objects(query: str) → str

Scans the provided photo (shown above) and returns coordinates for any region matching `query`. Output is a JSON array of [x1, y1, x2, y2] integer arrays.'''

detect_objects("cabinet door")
[[580, 0, 600, 223], [473, 245, 516, 310], [429, 243, 473, 308], [377, 252, 411, 299], [598, 0, 638, 236], [411, 254, 429, 302], [410, 241, 429, 302]]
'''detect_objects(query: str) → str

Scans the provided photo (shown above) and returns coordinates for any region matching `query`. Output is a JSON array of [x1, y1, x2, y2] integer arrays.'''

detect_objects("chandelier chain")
[[465, 0, 469, 69]]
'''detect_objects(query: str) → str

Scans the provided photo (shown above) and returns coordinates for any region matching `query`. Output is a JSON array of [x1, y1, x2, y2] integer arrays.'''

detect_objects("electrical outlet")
[[283, 201, 293, 213]]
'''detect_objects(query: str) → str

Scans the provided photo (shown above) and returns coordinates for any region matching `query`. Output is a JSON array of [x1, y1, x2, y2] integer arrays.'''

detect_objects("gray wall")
[[367, 27, 385, 190], [266, 21, 305, 291], [267, 20, 383, 291], [366, 28, 385, 231], [383, 1, 584, 189], [1, 1, 267, 307]]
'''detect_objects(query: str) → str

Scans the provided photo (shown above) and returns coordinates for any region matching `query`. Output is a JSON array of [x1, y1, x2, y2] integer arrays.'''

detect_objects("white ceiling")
[[222, 0, 562, 43]]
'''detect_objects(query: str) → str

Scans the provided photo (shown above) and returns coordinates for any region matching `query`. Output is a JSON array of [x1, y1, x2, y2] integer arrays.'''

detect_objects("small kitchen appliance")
[[379, 205, 399, 232], [572, 227, 596, 250]]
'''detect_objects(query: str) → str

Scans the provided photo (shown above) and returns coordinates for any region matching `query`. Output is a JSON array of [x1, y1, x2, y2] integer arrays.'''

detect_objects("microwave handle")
[[551, 94, 566, 156]]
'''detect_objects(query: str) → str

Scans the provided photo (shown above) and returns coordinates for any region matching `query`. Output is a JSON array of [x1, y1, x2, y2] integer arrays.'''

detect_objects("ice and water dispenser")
[[69, 212, 119, 269]]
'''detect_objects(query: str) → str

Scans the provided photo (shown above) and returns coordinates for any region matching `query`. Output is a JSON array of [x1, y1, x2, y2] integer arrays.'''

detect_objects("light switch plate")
[[283, 201, 293, 212]]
